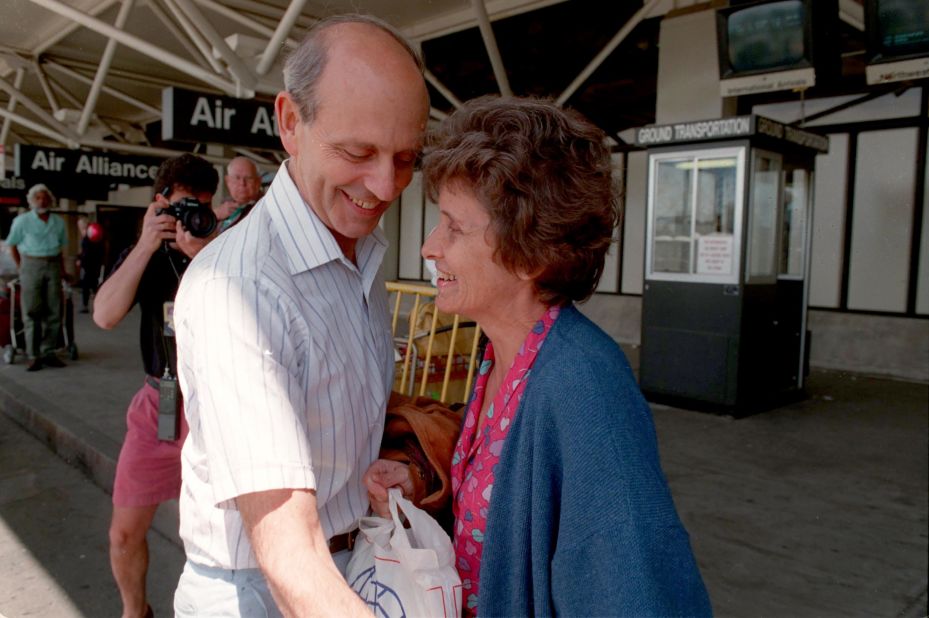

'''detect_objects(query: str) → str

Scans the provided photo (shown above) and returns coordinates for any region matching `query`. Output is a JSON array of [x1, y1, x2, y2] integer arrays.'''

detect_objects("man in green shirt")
[[6, 184, 67, 371]]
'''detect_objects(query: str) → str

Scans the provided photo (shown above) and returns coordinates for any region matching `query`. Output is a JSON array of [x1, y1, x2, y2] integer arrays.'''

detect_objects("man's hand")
[[363, 459, 414, 518], [174, 221, 211, 259], [138, 197, 178, 255], [214, 198, 238, 221]]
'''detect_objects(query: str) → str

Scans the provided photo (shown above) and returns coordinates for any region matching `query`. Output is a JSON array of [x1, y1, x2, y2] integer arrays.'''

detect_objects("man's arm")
[[238, 489, 373, 618], [93, 200, 176, 329], [10, 245, 20, 269]]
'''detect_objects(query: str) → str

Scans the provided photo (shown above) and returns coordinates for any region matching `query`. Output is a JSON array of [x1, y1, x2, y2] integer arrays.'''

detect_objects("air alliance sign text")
[[162, 87, 280, 150]]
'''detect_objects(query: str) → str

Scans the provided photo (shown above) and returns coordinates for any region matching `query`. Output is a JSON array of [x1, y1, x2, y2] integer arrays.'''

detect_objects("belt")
[[328, 530, 357, 553], [145, 375, 161, 389], [23, 254, 61, 262]]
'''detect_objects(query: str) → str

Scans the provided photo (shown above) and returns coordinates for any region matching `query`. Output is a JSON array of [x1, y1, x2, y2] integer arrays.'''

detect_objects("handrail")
[[386, 281, 482, 404]]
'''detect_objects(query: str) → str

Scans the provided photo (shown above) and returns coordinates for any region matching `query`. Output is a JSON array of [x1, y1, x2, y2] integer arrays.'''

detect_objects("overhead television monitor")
[[716, 0, 836, 97], [864, 0, 929, 84]]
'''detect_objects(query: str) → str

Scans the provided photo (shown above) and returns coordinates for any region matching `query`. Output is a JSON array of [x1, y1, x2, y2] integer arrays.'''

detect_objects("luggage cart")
[[2, 278, 78, 364]]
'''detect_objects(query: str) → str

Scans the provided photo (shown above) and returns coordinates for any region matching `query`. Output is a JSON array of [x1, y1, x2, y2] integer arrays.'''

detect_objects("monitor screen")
[[869, 0, 929, 61], [726, 1, 807, 74]]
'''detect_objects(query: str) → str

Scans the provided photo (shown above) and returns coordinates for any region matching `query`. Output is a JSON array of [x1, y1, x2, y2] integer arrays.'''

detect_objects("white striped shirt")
[[174, 161, 394, 570]]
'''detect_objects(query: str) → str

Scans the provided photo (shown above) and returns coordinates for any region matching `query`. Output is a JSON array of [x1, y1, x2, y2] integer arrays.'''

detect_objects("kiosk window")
[[779, 168, 809, 278], [653, 159, 693, 273], [649, 153, 739, 280], [748, 152, 781, 281]]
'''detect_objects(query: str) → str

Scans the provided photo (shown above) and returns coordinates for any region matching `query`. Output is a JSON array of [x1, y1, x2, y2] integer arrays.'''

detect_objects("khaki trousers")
[[19, 256, 62, 359]]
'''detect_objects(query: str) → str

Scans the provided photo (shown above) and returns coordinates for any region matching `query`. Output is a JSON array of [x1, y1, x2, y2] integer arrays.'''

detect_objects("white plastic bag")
[[346, 488, 461, 618]]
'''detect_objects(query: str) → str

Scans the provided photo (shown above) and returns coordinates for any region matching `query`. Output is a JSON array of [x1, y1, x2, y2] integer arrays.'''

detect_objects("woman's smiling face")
[[421, 183, 534, 324]]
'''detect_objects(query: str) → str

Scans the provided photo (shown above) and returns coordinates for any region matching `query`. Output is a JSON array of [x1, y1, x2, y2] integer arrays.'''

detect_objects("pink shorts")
[[112, 378, 189, 508]]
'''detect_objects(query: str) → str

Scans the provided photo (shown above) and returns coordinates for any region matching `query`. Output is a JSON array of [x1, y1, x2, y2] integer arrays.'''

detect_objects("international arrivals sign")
[[14, 145, 164, 201], [162, 87, 281, 150]]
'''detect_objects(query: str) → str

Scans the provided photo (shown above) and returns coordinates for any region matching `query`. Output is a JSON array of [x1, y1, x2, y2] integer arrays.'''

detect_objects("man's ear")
[[275, 91, 301, 157]]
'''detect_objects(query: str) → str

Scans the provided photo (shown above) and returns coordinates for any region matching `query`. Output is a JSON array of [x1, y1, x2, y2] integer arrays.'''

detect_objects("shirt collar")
[[265, 160, 387, 278]]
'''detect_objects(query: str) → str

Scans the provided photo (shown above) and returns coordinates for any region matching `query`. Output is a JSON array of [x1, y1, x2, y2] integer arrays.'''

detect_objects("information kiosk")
[[634, 115, 828, 414]]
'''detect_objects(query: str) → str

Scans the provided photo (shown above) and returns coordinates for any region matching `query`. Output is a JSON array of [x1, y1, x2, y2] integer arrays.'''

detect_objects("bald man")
[[173, 13, 430, 617]]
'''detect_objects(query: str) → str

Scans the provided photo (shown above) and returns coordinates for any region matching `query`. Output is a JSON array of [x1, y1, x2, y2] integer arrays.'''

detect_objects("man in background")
[[76, 215, 103, 313], [94, 154, 217, 618], [5, 183, 67, 371], [215, 156, 263, 231]]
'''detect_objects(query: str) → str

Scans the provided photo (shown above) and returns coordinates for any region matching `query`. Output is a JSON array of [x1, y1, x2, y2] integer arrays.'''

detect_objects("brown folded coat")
[[381, 391, 463, 529]]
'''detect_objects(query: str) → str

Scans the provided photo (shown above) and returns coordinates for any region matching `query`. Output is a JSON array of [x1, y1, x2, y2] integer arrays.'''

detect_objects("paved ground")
[[0, 303, 926, 617], [0, 412, 183, 618]]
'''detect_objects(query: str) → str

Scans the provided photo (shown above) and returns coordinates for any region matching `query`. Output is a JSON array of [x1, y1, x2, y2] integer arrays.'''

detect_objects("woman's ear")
[[275, 91, 301, 157]]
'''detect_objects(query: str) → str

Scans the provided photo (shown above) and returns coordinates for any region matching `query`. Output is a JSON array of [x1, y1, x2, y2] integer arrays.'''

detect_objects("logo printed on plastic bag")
[[346, 489, 462, 618]]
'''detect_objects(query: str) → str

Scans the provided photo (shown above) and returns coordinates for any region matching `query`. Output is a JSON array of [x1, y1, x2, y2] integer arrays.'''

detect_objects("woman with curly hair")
[[366, 96, 711, 617]]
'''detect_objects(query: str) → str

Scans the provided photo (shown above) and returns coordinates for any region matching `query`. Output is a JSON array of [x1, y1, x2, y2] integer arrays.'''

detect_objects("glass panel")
[[779, 168, 809, 277], [652, 159, 693, 274], [748, 152, 781, 280], [694, 158, 738, 276]]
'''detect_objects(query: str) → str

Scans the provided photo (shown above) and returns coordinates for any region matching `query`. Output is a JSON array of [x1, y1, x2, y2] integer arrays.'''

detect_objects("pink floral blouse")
[[450, 305, 560, 617]]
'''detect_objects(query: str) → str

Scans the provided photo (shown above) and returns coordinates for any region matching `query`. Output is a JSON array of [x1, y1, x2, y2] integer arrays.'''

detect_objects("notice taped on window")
[[697, 236, 734, 275]]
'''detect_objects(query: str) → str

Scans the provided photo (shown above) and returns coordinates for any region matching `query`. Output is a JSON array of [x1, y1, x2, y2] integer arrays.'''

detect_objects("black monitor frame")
[[716, 0, 815, 81], [864, 0, 929, 65]]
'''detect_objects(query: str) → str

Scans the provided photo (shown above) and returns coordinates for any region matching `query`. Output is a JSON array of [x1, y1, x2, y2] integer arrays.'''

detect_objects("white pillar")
[[655, 9, 735, 123]]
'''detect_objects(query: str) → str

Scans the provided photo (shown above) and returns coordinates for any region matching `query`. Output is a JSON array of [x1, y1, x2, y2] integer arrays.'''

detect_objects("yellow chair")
[[386, 281, 483, 404]]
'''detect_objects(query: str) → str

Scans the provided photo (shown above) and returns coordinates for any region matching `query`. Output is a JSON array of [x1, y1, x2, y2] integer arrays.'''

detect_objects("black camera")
[[157, 196, 217, 238]]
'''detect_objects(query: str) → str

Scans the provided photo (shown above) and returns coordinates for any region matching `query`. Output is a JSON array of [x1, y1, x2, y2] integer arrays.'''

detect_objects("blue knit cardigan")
[[477, 305, 712, 617]]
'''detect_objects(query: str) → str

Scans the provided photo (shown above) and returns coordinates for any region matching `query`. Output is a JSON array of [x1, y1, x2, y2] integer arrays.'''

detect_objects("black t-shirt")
[[110, 245, 190, 378], [79, 236, 103, 271]]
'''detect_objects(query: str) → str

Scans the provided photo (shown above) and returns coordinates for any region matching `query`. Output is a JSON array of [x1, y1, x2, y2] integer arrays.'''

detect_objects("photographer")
[[93, 153, 217, 618]]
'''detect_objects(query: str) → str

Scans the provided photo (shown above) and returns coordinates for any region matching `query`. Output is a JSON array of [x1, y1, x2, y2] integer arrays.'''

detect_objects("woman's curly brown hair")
[[422, 95, 619, 306]]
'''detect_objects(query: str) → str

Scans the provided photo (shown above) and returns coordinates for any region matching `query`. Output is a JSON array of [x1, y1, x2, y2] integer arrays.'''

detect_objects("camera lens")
[[182, 207, 217, 238]]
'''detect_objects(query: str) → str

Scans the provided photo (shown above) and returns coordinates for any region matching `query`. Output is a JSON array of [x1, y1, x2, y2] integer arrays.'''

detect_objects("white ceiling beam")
[[172, 0, 258, 92], [45, 60, 161, 117], [193, 0, 298, 49], [44, 70, 127, 140], [79, 0, 136, 136], [160, 0, 226, 74], [0, 75, 81, 144], [0, 68, 25, 146], [556, 0, 662, 106], [405, 0, 567, 42], [256, 0, 307, 76], [25, 0, 237, 93], [0, 107, 74, 146], [33, 62, 61, 115], [424, 69, 463, 109], [49, 56, 210, 91], [147, 0, 216, 73], [34, 0, 120, 56], [219, 0, 316, 29], [471, 0, 512, 96]]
